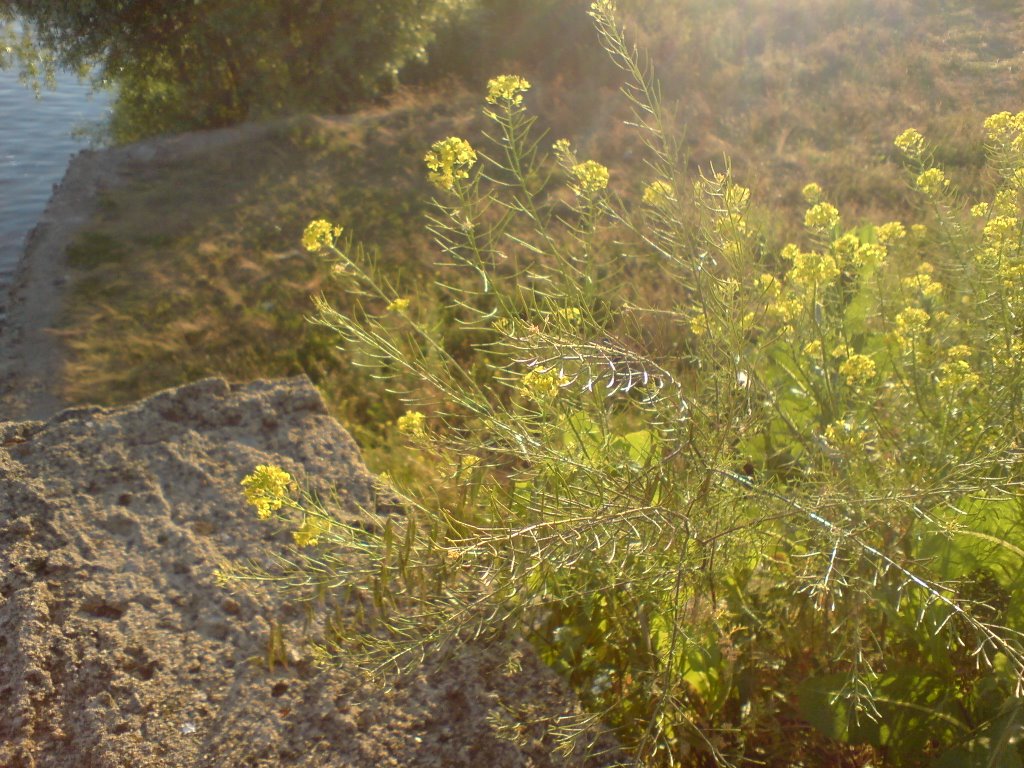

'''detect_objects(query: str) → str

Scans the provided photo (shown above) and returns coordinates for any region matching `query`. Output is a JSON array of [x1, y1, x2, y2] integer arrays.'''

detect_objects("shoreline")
[[0, 122, 276, 422]]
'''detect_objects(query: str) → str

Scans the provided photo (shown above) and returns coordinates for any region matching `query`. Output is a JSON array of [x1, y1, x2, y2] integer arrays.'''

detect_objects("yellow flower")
[[895, 128, 926, 158], [552, 138, 573, 166], [915, 168, 950, 197], [838, 354, 876, 387], [241, 465, 294, 519], [938, 360, 980, 394], [425, 137, 477, 191], [831, 233, 860, 267], [459, 455, 481, 473], [486, 74, 531, 106], [293, 514, 331, 548], [519, 367, 568, 401], [397, 410, 428, 439], [387, 297, 410, 313], [554, 306, 583, 324], [801, 182, 823, 204], [971, 202, 990, 219], [993, 189, 1019, 217], [642, 180, 674, 208], [825, 419, 871, 449], [757, 272, 780, 298], [803, 340, 823, 358], [946, 344, 972, 360], [902, 266, 943, 299], [984, 111, 1024, 144], [895, 307, 930, 351], [302, 219, 342, 252], [855, 243, 887, 269], [875, 221, 906, 245], [571, 160, 610, 195], [768, 297, 803, 323], [789, 250, 840, 289], [804, 202, 840, 234], [725, 183, 751, 210], [979, 215, 1021, 266]]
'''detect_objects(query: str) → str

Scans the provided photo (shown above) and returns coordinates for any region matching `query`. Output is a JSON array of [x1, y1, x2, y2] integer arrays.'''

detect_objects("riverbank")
[[0, 90, 477, 426], [0, 121, 282, 421]]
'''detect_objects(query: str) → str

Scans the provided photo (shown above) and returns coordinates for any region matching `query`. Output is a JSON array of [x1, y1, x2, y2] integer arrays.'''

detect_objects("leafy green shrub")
[[224, 3, 1024, 765]]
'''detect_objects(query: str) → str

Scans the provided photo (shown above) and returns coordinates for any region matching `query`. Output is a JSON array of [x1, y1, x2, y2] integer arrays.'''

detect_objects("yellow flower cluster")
[[725, 183, 751, 210], [937, 359, 980, 394], [486, 74, 531, 106], [993, 340, 1024, 371], [642, 180, 674, 208], [803, 339, 823, 358], [387, 297, 410, 313], [825, 419, 872, 450], [756, 272, 780, 295], [789, 249, 840, 289], [902, 264, 943, 299], [993, 189, 1020, 216], [857, 243, 887, 269], [397, 410, 428, 439], [894, 307, 930, 351], [293, 514, 332, 548], [875, 221, 906, 246], [571, 160, 610, 195], [425, 137, 477, 191], [984, 111, 1024, 149], [302, 219, 343, 252], [978, 214, 1021, 266], [838, 353, 876, 387], [895, 128, 926, 158], [801, 182, 823, 204], [832, 233, 859, 266], [804, 202, 840, 234], [519, 367, 568, 401], [915, 168, 950, 197], [241, 464, 294, 519]]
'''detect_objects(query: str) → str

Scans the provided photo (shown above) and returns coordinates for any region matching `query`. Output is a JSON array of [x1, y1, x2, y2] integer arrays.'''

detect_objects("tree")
[[5, 0, 468, 140]]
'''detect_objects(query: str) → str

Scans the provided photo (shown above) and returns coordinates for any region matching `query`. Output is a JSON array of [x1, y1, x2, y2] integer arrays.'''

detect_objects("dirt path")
[[0, 123, 277, 421]]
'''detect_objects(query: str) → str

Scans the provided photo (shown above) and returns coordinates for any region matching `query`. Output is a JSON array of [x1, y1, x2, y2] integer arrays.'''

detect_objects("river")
[[0, 60, 111, 299]]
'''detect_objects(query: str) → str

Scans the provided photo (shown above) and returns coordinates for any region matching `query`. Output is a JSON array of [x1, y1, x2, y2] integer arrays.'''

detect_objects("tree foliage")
[[5, 0, 467, 140]]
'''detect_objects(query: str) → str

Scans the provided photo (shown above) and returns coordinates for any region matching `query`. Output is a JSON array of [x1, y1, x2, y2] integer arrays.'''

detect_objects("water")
[[0, 64, 111, 295]]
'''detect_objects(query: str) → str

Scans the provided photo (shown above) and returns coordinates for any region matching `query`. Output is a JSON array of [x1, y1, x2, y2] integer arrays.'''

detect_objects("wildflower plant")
[[224, 5, 1024, 766]]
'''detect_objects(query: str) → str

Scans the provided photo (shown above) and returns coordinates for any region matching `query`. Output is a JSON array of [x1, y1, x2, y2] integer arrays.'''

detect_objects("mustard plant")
[[225, 6, 1024, 765]]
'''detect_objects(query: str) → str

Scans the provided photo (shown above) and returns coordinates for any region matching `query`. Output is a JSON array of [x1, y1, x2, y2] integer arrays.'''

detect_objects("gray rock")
[[0, 376, 591, 768]]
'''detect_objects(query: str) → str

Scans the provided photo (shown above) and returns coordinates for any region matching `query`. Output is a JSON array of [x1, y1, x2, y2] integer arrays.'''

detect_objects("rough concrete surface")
[[0, 376, 597, 767]]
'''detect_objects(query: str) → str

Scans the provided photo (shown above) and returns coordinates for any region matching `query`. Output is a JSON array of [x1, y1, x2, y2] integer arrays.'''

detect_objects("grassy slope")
[[60, 94, 479, 431], [57, 0, 1022, 458]]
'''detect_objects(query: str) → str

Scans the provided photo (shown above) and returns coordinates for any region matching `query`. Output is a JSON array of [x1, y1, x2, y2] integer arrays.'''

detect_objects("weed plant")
[[220, 4, 1024, 765]]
